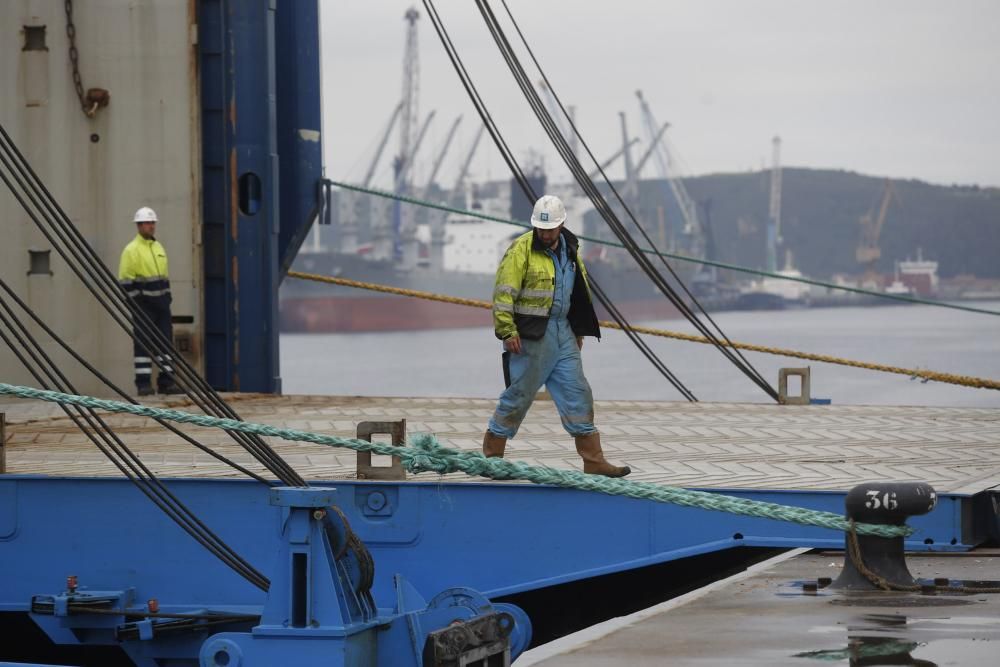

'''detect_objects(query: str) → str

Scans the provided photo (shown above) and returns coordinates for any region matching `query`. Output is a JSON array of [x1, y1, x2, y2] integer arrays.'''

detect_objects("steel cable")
[[0, 123, 304, 486], [0, 123, 299, 483], [0, 300, 269, 590], [0, 146, 301, 485], [0, 280, 269, 483], [422, 0, 697, 400], [494, 0, 776, 397], [470, 0, 777, 400]]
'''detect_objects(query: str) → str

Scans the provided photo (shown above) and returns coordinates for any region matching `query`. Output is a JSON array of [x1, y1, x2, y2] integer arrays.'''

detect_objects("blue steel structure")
[[0, 475, 997, 664], [5, 2, 1000, 665], [199, 0, 323, 393]]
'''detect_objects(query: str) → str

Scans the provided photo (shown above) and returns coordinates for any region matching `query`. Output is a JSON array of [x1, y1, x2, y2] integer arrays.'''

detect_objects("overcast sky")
[[319, 1, 1000, 190]]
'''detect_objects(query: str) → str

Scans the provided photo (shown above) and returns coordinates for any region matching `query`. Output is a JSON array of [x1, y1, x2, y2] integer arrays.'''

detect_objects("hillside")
[[632, 169, 1000, 279]]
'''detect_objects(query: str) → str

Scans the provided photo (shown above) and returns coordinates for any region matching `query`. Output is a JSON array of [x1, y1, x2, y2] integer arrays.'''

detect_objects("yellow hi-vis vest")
[[492, 229, 600, 341], [118, 234, 171, 301]]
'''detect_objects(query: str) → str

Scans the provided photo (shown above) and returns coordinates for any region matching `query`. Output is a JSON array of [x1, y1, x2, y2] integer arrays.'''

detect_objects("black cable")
[[0, 302, 269, 590], [475, 0, 778, 400], [0, 139, 300, 485], [0, 124, 305, 485], [471, 1, 698, 400], [497, 0, 771, 393], [491, 0, 774, 396], [0, 280, 270, 484], [0, 323, 268, 590], [422, 0, 698, 400], [516, 22, 768, 396], [420, 0, 535, 199], [0, 150, 300, 487], [0, 122, 300, 483]]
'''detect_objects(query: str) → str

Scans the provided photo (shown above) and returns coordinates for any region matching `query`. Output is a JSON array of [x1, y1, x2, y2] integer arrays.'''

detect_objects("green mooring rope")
[[0, 382, 913, 538], [329, 180, 1000, 318]]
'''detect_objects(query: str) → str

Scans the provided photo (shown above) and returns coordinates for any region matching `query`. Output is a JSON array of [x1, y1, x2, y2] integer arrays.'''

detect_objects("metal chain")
[[847, 521, 1000, 594], [64, 0, 100, 118]]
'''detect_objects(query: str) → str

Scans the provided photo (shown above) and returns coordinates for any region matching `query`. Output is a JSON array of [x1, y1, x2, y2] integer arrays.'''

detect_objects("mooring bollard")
[[830, 482, 937, 590]]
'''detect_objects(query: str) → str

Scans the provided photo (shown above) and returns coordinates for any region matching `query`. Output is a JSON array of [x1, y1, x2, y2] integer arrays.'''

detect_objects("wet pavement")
[[520, 550, 1000, 666]]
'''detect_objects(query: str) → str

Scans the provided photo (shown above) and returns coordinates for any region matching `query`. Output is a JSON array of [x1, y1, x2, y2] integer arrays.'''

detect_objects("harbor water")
[[281, 301, 1000, 408]]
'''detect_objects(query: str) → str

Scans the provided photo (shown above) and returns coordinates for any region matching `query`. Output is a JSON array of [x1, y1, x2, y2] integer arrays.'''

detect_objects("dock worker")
[[118, 206, 182, 396], [482, 195, 630, 477]]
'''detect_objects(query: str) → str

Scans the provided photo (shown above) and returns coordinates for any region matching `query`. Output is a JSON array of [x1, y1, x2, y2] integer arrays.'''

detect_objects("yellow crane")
[[856, 179, 898, 279]]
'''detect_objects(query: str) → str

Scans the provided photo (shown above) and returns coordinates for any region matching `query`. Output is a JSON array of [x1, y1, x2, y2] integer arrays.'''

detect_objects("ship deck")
[[519, 548, 1000, 666], [2, 393, 998, 494]]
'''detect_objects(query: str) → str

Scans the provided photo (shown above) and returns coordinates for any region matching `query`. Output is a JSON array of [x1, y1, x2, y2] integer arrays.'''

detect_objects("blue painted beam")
[[199, 0, 281, 392], [0, 476, 985, 616], [275, 0, 323, 280]]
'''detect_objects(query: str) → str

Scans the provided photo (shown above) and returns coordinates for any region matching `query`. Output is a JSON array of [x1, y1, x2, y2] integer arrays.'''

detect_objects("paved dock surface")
[[521, 550, 1000, 666], [2, 394, 998, 492]]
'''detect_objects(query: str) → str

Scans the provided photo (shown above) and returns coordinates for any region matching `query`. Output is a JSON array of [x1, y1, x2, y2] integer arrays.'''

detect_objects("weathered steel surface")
[[2, 395, 998, 494], [0, 1, 201, 393]]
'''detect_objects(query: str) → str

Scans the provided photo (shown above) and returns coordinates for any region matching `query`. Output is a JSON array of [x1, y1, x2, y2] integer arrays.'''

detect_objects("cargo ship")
[[3, 3, 998, 667], [280, 181, 699, 333]]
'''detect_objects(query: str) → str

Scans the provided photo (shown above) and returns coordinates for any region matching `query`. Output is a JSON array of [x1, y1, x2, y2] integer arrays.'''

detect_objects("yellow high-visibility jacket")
[[118, 234, 171, 303], [492, 229, 600, 341]]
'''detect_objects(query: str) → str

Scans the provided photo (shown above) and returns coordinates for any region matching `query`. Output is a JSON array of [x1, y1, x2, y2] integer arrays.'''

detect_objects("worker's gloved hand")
[[503, 335, 522, 354]]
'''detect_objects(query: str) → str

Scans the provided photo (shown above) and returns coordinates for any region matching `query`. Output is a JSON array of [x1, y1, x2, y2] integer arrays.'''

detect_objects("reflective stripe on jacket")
[[118, 234, 171, 301], [492, 229, 600, 341]]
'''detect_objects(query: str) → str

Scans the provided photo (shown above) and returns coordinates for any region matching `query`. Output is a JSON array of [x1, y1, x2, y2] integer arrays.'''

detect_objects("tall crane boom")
[[394, 6, 420, 195], [586, 139, 639, 180], [634, 121, 670, 175], [538, 80, 578, 157], [362, 102, 403, 188], [618, 111, 636, 184], [451, 124, 485, 204], [766, 136, 782, 272], [635, 90, 700, 237], [423, 115, 462, 195], [404, 110, 435, 182], [856, 178, 897, 275]]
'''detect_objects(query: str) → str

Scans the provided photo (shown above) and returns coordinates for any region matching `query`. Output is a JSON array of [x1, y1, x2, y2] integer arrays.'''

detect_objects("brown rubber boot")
[[482, 430, 507, 458], [575, 432, 631, 478]]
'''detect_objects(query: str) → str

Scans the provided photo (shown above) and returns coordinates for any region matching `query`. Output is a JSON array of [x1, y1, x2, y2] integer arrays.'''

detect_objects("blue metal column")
[[275, 1, 323, 278], [199, 0, 281, 392]]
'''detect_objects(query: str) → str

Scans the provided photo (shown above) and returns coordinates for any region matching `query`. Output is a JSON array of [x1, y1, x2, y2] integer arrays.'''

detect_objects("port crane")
[[450, 124, 486, 208], [635, 90, 702, 249], [422, 114, 463, 269], [363, 102, 404, 188], [856, 178, 898, 279], [422, 115, 463, 197], [538, 79, 578, 158], [767, 136, 783, 272]]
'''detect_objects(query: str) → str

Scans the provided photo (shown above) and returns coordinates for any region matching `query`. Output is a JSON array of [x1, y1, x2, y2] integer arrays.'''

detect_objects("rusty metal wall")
[[0, 0, 202, 396]]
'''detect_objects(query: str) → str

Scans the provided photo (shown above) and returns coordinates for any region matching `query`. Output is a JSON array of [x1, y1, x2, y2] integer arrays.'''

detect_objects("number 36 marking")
[[865, 490, 898, 511]]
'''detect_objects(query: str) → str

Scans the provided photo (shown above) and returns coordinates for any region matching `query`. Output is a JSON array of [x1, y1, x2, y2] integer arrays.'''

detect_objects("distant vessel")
[[280, 179, 699, 332], [733, 251, 811, 310], [896, 247, 939, 296]]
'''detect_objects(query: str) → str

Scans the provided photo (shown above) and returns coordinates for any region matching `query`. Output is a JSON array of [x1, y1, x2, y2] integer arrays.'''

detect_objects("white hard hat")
[[530, 195, 567, 230], [133, 206, 158, 223]]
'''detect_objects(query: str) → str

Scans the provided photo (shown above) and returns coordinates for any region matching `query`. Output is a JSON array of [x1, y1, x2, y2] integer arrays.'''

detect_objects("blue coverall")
[[488, 240, 596, 439]]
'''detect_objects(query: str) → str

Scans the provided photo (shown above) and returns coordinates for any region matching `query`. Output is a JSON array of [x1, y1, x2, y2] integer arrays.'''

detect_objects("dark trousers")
[[133, 300, 175, 390]]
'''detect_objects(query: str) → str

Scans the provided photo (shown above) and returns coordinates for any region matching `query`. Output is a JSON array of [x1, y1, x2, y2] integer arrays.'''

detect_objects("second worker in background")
[[482, 195, 630, 478], [118, 206, 182, 396]]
